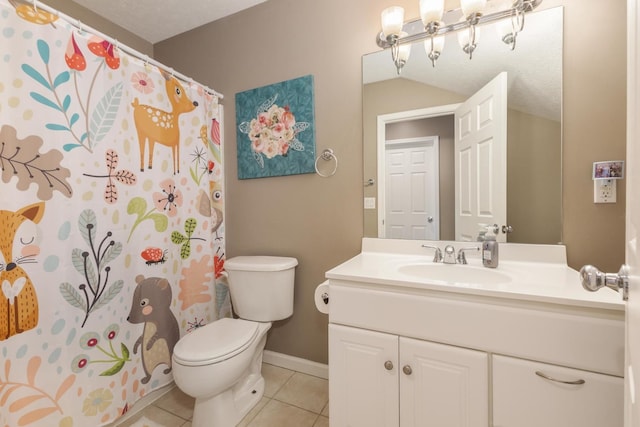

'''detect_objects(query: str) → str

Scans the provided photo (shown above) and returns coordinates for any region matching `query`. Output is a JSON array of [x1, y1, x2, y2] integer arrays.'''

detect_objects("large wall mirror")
[[363, 6, 562, 244]]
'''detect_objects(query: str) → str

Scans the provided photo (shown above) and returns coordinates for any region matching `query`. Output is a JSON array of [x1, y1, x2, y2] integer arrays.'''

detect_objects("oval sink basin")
[[397, 263, 512, 285]]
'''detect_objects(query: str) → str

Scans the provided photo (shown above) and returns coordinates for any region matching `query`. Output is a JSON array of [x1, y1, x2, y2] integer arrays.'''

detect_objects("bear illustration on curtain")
[[0, 202, 45, 340], [127, 275, 180, 384]]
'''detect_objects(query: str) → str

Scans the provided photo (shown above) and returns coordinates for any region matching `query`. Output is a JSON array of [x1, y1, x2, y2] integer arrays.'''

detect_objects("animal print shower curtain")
[[0, 1, 229, 425]]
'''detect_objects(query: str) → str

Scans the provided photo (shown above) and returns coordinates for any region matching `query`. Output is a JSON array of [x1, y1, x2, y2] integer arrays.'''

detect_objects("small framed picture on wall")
[[235, 75, 316, 179], [593, 160, 625, 179]]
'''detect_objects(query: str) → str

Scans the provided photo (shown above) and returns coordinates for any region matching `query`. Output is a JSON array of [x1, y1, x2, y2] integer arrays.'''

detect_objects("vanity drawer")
[[329, 283, 624, 376], [492, 355, 623, 427]]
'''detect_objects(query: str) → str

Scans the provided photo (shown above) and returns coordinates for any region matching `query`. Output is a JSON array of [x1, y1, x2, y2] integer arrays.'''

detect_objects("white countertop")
[[325, 238, 624, 311]]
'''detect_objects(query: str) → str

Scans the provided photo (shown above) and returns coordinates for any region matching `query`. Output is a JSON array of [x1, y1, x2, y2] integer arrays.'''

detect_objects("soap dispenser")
[[482, 225, 499, 268]]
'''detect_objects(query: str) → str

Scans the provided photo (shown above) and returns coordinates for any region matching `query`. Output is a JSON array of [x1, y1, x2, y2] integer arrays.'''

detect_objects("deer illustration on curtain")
[[0, 1, 228, 425]]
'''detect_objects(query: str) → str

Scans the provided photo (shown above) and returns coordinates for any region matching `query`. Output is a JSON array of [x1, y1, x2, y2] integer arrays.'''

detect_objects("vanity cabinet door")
[[493, 355, 623, 427], [329, 324, 399, 427], [399, 337, 489, 427]]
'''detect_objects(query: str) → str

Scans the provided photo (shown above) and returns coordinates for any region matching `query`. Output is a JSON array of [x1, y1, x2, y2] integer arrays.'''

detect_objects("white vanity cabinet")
[[492, 355, 623, 427], [329, 324, 398, 427], [324, 240, 625, 427], [329, 324, 488, 427]]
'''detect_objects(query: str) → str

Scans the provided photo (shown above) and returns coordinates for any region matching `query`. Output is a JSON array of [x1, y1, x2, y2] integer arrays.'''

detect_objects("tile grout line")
[[151, 405, 190, 422], [271, 394, 328, 416]]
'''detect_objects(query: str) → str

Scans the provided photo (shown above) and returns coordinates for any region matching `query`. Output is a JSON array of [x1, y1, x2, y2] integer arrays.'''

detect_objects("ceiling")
[[72, 0, 268, 44]]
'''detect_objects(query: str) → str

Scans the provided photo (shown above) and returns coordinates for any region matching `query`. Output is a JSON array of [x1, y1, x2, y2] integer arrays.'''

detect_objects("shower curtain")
[[0, 1, 229, 426]]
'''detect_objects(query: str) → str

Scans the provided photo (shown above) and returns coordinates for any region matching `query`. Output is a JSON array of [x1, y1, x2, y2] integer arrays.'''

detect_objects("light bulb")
[[397, 37, 412, 63], [420, 0, 444, 27], [461, 0, 487, 18], [381, 6, 405, 39]]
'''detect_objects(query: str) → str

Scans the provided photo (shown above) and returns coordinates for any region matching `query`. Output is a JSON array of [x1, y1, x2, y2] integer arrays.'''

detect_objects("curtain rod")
[[33, 0, 224, 100]]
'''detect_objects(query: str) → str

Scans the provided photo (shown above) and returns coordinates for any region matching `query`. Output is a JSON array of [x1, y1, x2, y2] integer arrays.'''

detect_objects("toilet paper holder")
[[314, 281, 330, 314]]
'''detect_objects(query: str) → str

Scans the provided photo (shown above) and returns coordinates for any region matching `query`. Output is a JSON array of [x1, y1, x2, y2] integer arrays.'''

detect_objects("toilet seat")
[[173, 318, 259, 366]]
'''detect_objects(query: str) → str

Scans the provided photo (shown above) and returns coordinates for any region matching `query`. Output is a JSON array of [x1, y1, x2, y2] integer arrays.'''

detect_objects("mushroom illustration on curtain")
[[0, 1, 228, 426]]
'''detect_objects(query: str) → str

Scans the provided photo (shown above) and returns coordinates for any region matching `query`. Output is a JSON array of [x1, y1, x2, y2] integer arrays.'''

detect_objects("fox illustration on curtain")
[[0, 1, 228, 426], [0, 202, 46, 340]]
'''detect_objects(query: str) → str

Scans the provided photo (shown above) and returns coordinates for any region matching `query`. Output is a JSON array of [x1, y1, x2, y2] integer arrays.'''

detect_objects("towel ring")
[[315, 149, 338, 178]]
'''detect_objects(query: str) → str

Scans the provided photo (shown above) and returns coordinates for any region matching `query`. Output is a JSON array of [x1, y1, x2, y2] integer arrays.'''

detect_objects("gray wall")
[[152, 0, 626, 365]]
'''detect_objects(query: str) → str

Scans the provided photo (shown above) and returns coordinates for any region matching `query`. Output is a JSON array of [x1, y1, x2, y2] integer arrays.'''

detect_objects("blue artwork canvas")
[[235, 75, 316, 179]]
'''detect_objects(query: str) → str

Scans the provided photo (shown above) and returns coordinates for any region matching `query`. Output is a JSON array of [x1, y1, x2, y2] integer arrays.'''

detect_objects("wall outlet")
[[594, 179, 616, 203], [364, 197, 376, 209]]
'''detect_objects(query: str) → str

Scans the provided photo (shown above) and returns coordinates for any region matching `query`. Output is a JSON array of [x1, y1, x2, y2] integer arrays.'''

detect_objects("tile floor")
[[113, 363, 329, 427]]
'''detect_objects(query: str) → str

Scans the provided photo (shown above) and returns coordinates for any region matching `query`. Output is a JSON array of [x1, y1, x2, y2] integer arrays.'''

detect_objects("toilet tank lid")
[[225, 256, 298, 272]]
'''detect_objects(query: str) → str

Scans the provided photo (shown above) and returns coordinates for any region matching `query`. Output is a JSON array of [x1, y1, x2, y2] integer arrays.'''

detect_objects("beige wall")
[[508, 109, 562, 243], [153, 0, 627, 364]]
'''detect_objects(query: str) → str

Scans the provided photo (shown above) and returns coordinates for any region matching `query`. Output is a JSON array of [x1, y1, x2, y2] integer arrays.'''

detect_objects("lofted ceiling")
[[71, 0, 268, 44]]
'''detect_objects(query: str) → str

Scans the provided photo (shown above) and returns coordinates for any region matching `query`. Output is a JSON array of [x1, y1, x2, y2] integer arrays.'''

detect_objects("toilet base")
[[191, 372, 264, 427], [190, 329, 268, 427]]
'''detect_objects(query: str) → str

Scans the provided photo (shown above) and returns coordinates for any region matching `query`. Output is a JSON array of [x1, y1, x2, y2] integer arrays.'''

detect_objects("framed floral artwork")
[[235, 75, 316, 179]]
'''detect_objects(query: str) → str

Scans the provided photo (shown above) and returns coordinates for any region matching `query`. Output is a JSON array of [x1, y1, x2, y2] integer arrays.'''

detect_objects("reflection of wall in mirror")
[[363, 77, 561, 244], [386, 116, 455, 240]]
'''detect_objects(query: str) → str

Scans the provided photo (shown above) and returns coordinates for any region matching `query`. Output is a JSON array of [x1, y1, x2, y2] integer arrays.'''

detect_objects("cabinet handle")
[[535, 371, 586, 385], [403, 365, 413, 375], [384, 361, 393, 371]]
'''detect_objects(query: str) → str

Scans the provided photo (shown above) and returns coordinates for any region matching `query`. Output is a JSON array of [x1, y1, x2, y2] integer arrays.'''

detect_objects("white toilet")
[[172, 256, 298, 427]]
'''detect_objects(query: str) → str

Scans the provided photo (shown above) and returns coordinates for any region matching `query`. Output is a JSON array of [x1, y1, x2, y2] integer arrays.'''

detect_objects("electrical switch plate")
[[594, 179, 616, 203], [364, 197, 376, 209]]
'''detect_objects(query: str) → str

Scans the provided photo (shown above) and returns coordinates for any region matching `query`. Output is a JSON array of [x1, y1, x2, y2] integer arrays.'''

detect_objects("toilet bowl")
[[172, 318, 271, 427], [171, 256, 297, 427]]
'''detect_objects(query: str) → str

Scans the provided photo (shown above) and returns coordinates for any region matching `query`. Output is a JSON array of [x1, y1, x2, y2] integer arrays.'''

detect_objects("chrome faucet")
[[443, 245, 456, 264], [423, 244, 478, 264], [457, 247, 480, 264], [421, 245, 443, 263]]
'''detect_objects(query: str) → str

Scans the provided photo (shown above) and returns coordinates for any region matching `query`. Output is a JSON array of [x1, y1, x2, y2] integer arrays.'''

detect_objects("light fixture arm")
[[391, 41, 402, 74], [376, 0, 541, 50], [427, 35, 438, 67], [464, 24, 478, 59]]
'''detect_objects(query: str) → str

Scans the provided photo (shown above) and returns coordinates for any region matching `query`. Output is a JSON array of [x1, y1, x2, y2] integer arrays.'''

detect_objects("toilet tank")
[[224, 256, 298, 322]]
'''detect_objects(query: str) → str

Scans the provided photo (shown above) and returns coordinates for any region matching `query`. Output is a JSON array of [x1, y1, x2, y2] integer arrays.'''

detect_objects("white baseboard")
[[263, 350, 328, 380]]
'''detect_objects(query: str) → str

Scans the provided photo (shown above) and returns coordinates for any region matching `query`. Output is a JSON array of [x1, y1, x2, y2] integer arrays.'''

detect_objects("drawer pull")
[[535, 371, 586, 385], [384, 361, 393, 371]]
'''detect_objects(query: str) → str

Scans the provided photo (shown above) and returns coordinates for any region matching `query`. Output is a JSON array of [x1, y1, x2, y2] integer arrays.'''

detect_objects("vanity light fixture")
[[377, 0, 541, 69], [381, 7, 414, 74]]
